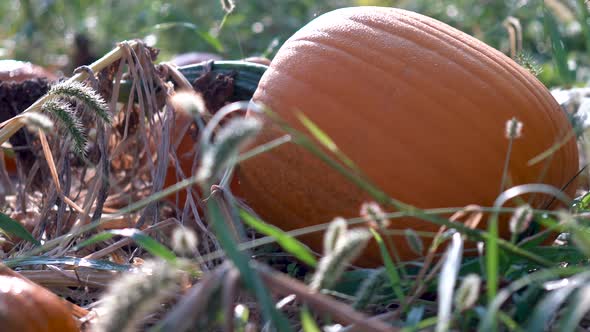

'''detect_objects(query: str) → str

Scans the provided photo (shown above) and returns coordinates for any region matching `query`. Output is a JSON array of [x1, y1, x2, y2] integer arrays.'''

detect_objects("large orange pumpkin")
[[236, 7, 579, 265], [0, 275, 79, 332]]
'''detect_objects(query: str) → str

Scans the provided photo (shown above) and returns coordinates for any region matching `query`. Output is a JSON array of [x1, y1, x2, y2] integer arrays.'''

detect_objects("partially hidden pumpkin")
[[0, 60, 57, 82], [161, 60, 268, 205], [162, 101, 201, 206], [0, 275, 79, 332], [236, 7, 579, 266], [0, 60, 56, 174]]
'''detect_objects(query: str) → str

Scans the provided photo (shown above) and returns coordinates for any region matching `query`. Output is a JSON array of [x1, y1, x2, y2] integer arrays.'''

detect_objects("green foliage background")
[[1, 0, 590, 85]]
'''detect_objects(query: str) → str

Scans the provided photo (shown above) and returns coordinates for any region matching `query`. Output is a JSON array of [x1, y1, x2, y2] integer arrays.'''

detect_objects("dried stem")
[[254, 262, 397, 332], [222, 267, 241, 332], [83, 218, 178, 260], [0, 40, 138, 146], [156, 262, 230, 331], [19, 269, 116, 289]]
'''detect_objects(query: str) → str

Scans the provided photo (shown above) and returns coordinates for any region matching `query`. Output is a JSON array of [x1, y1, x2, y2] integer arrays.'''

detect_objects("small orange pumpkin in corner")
[[236, 7, 579, 266], [0, 275, 79, 332]]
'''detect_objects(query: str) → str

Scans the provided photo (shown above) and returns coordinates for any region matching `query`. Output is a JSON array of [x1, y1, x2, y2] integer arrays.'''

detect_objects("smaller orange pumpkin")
[[0, 60, 57, 82], [0, 60, 57, 174], [159, 60, 268, 207], [0, 275, 79, 332], [162, 103, 201, 206], [161, 99, 242, 206]]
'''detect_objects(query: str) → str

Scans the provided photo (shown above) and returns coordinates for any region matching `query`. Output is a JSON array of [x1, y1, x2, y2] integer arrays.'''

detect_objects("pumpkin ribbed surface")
[[237, 7, 579, 265], [0, 276, 78, 332]]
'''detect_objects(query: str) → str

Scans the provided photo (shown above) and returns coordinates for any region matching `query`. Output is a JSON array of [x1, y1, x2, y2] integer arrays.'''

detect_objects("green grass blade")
[[207, 199, 293, 332], [497, 310, 525, 332], [300, 306, 321, 332], [478, 268, 590, 331], [404, 306, 425, 329], [296, 112, 337, 151], [0, 212, 40, 246], [197, 31, 225, 53], [295, 111, 357, 170], [74, 232, 117, 250], [239, 208, 317, 267], [74, 229, 177, 263], [543, 7, 574, 84], [526, 276, 582, 331], [576, 0, 590, 55], [148, 22, 224, 53], [107, 229, 178, 263], [369, 228, 405, 303], [2, 256, 129, 271], [486, 213, 499, 305], [558, 284, 590, 332], [401, 316, 438, 332]]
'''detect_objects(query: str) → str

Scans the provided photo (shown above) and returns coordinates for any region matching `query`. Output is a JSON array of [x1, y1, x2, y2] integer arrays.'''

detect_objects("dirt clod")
[[191, 65, 236, 113], [0, 78, 51, 178]]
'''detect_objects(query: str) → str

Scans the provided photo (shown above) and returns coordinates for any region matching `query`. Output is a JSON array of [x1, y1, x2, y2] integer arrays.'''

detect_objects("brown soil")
[[0, 78, 52, 179]]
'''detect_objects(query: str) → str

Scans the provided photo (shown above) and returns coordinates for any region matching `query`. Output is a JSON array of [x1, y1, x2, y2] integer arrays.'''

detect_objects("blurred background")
[[1, 0, 589, 87]]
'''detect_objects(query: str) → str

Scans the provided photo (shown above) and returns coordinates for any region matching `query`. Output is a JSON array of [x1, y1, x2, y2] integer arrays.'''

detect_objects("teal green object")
[[118, 60, 268, 103]]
